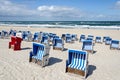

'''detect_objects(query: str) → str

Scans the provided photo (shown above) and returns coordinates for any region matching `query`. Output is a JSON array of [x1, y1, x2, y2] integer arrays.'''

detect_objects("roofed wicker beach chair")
[[110, 40, 119, 50], [53, 38, 64, 51], [1, 30, 9, 39], [22, 31, 32, 41], [95, 36, 102, 43], [65, 34, 73, 43], [79, 34, 85, 42], [29, 43, 50, 67], [33, 32, 40, 42], [41, 36, 49, 45], [66, 49, 88, 78], [105, 37, 112, 45], [72, 34, 77, 41], [9, 29, 16, 36], [82, 40, 93, 53], [9, 36, 22, 51], [103, 36, 109, 42], [88, 35, 94, 40]]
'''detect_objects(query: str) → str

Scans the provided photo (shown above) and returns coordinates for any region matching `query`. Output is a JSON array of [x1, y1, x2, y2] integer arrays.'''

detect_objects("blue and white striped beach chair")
[[79, 34, 85, 42], [72, 34, 77, 41], [33, 32, 40, 42], [66, 49, 88, 78], [41, 36, 49, 45], [110, 40, 119, 50], [29, 43, 50, 67], [53, 38, 64, 51], [95, 36, 102, 43], [82, 40, 93, 53], [105, 37, 112, 45], [65, 34, 73, 43]]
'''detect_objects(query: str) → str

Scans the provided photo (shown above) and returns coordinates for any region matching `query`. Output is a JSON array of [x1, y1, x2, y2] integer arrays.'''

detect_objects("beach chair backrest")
[[68, 50, 88, 70], [33, 43, 45, 55]]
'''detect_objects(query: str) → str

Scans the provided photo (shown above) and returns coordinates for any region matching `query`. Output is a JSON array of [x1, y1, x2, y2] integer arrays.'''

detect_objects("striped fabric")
[[32, 46, 44, 60], [68, 51, 86, 71]]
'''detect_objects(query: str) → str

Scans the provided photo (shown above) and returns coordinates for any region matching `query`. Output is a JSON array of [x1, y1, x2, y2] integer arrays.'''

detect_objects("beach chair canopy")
[[80, 34, 85, 42], [32, 43, 45, 60]]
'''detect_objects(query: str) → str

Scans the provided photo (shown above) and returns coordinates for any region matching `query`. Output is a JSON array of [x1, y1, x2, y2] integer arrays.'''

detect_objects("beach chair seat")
[[66, 49, 88, 78], [53, 38, 64, 51], [82, 40, 93, 53], [29, 43, 50, 67], [9, 36, 22, 50], [110, 40, 119, 50], [95, 36, 102, 43]]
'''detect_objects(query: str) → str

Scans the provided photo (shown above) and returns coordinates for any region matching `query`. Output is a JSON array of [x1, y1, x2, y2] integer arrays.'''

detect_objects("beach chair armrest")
[[29, 51, 35, 58]]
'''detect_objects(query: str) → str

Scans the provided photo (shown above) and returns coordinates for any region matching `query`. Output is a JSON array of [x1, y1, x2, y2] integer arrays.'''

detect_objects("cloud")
[[37, 5, 83, 19], [0, 0, 36, 16], [114, 1, 120, 9]]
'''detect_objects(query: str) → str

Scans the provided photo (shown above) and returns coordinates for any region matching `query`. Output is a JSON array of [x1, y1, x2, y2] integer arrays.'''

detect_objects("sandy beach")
[[0, 26, 120, 80]]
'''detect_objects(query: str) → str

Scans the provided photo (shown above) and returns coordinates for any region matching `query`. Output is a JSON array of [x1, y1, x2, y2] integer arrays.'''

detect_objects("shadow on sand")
[[87, 65, 96, 78], [21, 47, 31, 50], [48, 57, 62, 66]]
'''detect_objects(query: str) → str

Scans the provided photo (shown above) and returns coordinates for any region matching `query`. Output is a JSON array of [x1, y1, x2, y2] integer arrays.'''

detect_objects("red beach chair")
[[9, 36, 22, 50]]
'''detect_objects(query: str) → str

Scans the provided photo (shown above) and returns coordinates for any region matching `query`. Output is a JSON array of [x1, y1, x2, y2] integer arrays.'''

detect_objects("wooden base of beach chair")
[[86, 50, 93, 53], [53, 47, 62, 50], [110, 47, 119, 50], [67, 67, 85, 76], [31, 58, 37, 63], [37, 60, 42, 66]]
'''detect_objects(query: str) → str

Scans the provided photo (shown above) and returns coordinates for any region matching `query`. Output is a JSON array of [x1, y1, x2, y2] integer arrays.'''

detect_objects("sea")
[[0, 21, 120, 30]]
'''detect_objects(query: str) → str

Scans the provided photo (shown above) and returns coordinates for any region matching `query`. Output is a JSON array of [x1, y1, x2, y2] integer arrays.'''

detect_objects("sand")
[[0, 26, 120, 80]]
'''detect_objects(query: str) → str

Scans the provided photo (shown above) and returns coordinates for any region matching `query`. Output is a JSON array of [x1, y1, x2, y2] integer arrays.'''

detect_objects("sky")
[[0, 0, 120, 21]]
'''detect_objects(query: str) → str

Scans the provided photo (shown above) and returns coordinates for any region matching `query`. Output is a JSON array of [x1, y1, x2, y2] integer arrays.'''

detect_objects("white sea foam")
[[0, 23, 120, 30]]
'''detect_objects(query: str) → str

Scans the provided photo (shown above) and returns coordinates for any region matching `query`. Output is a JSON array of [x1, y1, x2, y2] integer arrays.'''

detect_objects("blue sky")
[[0, 0, 120, 21]]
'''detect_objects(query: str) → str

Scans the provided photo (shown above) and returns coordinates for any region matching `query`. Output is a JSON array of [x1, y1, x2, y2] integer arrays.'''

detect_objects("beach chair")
[[9, 36, 22, 50], [110, 40, 119, 50], [95, 36, 102, 43], [79, 35, 85, 42], [29, 43, 50, 67], [72, 34, 77, 41], [1, 30, 9, 39], [87, 35, 94, 40], [22, 31, 32, 41], [33, 32, 40, 42], [82, 40, 93, 53], [65, 34, 73, 43], [9, 29, 16, 36], [66, 49, 88, 78], [53, 38, 64, 51], [105, 37, 112, 45], [41, 36, 49, 45], [103, 36, 109, 42]]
